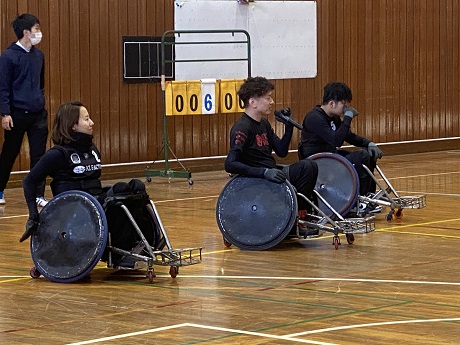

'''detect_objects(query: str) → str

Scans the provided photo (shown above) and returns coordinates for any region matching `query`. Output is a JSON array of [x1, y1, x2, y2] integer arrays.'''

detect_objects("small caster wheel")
[[147, 270, 155, 283], [30, 267, 41, 279], [386, 210, 395, 222], [394, 209, 403, 220], [333, 237, 340, 250], [188, 179, 193, 185], [346, 233, 355, 244], [223, 236, 232, 248], [169, 266, 179, 278], [146, 177, 152, 183]]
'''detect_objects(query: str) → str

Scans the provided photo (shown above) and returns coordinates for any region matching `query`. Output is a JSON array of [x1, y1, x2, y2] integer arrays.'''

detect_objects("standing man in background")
[[0, 13, 48, 206]]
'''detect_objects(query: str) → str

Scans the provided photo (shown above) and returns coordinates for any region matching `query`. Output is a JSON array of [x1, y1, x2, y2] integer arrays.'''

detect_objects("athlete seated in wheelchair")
[[224, 77, 318, 235], [21, 101, 201, 283], [298, 82, 384, 215], [218, 77, 375, 251], [298, 82, 426, 221]]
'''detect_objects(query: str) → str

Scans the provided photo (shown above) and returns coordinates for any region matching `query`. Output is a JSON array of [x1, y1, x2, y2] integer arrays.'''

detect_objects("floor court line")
[[287, 317, 460, 337], [0, 188, 457, 221], [66, 322, 339, 345], [65, 316, 460, 345], [184, 323, 338, 345], [377, 229, 460, 239], [0, 277, 30, 284], [0, 214, 27, 220], [5, 273, 458, 286], [377, 217, 460, 232], [386, 170, 460, 180], [65, 323, 188, 345], [173, 275, 460, 286], [5, 274, 459, 288]]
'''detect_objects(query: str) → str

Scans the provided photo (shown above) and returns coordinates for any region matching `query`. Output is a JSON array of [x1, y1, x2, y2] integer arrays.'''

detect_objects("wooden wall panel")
[[451, 0, 460, 137], [108, 0, 120, 164], [1, 0, 460, 176]]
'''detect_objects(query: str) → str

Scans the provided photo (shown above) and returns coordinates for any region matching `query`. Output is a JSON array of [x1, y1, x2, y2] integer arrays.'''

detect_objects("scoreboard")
[[165, 79, 245, 115]]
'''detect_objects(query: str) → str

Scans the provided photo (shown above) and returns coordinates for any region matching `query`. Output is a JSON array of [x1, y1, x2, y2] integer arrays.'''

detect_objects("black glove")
[[264, 168, 287, 183], [274, 108, 303, 130], [343, 106, 359, 118], [274, 108, 293, 126], [367, 142, 383, 160], [19, 217, 39, 243]]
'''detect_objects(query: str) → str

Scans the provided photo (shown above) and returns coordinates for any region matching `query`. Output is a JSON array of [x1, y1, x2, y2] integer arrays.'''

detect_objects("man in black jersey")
[[298, 82, 383, 206], [225, 76, 318, 210]]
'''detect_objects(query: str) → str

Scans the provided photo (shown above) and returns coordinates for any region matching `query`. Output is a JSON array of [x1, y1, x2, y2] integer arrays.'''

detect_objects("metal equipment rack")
[[145, 29, 251, 184]]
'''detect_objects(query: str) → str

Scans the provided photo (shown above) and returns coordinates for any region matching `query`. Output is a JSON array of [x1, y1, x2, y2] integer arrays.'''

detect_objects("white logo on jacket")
[[92, 150, 101, 163], [71, 153, 81, 164], [73, 166, 85, 174], [330, 120, 336, 131]]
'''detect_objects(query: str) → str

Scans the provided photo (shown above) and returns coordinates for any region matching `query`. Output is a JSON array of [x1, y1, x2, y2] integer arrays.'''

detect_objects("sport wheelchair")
[[308, 152, 427, 221], [215, 176, 375, 250], [28, 184, 202, 283]]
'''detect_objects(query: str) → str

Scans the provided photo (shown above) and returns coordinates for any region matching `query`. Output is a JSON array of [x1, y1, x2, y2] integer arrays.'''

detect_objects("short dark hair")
[[322, 82, 352, 104], [52, 102, 84, 145], [12, 13, 40, 39], [237, 76, 275, 108]]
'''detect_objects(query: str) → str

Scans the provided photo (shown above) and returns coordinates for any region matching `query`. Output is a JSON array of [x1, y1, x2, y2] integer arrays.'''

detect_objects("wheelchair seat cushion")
[[101, 179, 160, 264]]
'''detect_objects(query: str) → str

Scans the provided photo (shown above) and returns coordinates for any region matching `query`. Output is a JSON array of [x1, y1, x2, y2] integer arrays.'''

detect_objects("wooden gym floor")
[[1, 150, 460, 345]]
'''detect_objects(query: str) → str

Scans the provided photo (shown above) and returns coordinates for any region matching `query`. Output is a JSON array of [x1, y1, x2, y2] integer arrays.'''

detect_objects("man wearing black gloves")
[[298, 81, 383, 204], [225, 76, 318, 209]]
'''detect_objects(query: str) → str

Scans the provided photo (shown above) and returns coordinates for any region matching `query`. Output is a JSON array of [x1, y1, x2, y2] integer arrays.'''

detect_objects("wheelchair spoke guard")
[[216, 176, 297, 250], [309, 152, 360, 217], [31, 191, 108, 283]]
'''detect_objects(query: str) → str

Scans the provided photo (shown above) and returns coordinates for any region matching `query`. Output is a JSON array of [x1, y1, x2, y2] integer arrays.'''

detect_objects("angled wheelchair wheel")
[[309, 153, 360, 217], [30, 191, 108, 283], [216, 176, 298, 250]]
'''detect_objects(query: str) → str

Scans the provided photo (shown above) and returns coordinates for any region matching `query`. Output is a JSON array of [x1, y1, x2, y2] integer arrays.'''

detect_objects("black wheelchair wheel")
[[216, 176, 298, 250], [30, 191, 108, 283], [309, 153, 360, 217]]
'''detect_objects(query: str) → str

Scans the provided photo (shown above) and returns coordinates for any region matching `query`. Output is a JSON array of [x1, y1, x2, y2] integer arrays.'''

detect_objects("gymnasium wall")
[[0, 0, 459, 178]]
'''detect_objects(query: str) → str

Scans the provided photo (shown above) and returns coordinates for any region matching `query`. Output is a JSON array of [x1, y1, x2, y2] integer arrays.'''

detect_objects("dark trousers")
[[0, 108, 48, 195], [283, 159, 318, 211], [338, 149, 376, 196]]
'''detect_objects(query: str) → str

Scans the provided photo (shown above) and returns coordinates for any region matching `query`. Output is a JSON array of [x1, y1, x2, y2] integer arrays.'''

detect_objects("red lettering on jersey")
[[256, 133, 269, 147], [234, 131, 247, 146]]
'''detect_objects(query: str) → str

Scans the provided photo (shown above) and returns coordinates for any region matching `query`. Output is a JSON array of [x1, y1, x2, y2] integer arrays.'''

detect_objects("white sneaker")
[[358, 201, 367, 211], [357, 201, 382, 215], [36, 196, 48, 207], [0, 191, 4, 205]]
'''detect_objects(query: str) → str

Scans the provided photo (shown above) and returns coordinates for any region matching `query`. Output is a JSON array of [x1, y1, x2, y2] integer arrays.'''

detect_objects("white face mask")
[[30, 31, 42, 45]]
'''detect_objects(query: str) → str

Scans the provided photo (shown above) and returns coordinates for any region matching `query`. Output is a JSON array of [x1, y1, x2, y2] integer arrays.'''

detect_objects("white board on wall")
[[174, 0, 317, 80]]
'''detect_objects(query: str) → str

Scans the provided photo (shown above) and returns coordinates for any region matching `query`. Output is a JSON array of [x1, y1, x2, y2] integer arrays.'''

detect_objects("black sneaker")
[[299, 228, 320, 238], [297, 223, 321, 238]]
